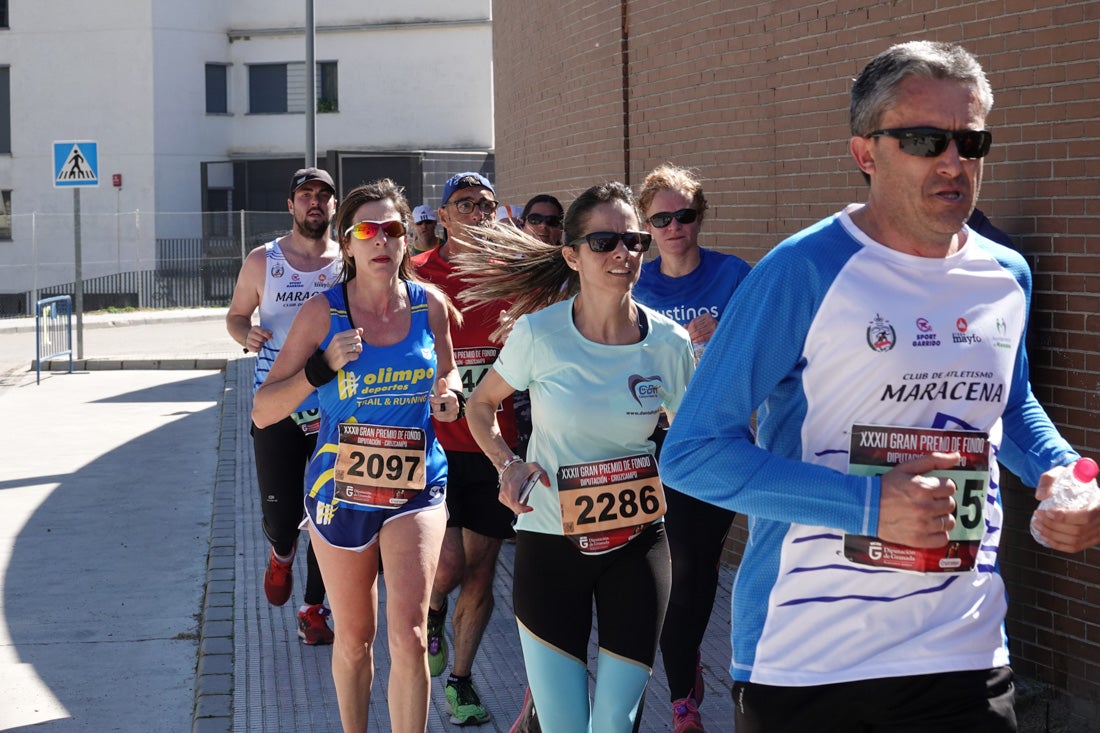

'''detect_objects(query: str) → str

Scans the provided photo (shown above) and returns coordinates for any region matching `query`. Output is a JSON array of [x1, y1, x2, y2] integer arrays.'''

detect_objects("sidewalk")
[[0, 310, 737, 732]]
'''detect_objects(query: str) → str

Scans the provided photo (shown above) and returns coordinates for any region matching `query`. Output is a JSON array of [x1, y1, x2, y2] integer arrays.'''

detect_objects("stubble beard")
[[295, 212, 330, 241]]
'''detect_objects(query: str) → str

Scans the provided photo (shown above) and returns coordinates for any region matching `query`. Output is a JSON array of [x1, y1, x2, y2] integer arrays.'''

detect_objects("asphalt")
[[0, 308, 737, 732]]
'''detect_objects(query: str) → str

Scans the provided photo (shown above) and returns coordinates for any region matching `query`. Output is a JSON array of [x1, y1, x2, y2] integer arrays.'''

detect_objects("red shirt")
[[413, 246, 518, 453]]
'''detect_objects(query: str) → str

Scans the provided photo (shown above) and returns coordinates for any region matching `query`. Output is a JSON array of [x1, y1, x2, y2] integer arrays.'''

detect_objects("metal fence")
[[35, 295, 73, 383], [0, 210, 292, 318]]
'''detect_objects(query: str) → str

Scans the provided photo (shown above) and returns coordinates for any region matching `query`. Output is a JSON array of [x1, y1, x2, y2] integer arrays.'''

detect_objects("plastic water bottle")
[[1030, 457, 1099, 547]]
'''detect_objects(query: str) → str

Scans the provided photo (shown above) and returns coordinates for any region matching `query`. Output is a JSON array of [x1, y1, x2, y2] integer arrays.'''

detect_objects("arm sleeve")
[[990, 247, 1078, 484]]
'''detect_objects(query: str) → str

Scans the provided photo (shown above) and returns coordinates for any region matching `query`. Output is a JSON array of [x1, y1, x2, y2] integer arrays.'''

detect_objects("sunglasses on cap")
[[343, 220, 407, 240], [569, 231, 652, 253], [646, 208, 699, 228], [525, 212, 563, 228], [865, 127, 992, 160], [446, 198, 498, 215]]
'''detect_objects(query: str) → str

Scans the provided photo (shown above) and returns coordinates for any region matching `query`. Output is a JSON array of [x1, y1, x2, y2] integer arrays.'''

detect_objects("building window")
[[0, 1, 8, 30], [248, 61, 338, 114], [0, 66, 9, 154], [205, 63, 228, 114], [0, 190, 11, 240], [249, 63, 287, 114], [318, 62, 338, 113]]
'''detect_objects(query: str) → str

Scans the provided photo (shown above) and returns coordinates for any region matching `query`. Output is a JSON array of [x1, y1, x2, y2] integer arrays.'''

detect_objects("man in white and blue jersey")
[[226, 167, 341, 645], [661, 41, 1100, 732]]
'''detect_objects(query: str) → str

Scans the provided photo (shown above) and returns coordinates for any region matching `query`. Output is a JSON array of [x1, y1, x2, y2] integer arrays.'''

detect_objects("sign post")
[[53, 140, 100, 359]]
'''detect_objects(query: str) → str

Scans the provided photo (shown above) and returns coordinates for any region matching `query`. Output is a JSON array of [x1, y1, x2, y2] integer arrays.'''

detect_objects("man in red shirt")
[[412, 172, 519, 726]]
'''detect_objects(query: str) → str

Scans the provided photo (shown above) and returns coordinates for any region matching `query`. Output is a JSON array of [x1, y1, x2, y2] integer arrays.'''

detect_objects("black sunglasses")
[[646, 208, 699, 228], [525, 212, 563, 228], [569, 231, 652, 253], [866, 127, 992, 159]]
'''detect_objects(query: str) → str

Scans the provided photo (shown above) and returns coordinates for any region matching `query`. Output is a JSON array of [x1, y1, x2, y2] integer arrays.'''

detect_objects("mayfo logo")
[[952, 316, 982, 345], [866, 314, 896, 353], [627, 374, 663, 407]]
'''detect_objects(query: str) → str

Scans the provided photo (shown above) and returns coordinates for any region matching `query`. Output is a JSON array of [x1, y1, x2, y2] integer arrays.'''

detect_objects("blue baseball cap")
[[441, 172, 495, 205]]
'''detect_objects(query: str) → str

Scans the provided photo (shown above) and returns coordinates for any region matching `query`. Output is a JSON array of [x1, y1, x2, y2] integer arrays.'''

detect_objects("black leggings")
[[660, 485, 735, 699], [251, 417, 325, 606], [513, 524, 672, 666], [651, 422, 736, 701]]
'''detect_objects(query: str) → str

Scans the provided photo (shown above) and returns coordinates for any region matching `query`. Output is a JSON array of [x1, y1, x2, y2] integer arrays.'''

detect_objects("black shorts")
[[443, 450, 516, 539], [732, 666, 1016, 733]]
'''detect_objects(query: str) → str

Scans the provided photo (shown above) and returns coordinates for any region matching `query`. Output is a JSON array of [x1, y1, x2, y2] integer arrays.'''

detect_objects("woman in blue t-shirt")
[[634, 163, 752, 733]]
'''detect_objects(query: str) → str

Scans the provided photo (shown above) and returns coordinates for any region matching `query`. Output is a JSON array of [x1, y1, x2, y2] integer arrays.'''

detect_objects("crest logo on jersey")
[[866, 313, 896, 353], [270, 263, 285, 279], [627, 374, 663, 407]]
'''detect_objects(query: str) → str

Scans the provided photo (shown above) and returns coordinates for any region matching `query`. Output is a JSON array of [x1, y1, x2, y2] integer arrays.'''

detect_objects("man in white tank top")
[[226, 167, 342, 646]]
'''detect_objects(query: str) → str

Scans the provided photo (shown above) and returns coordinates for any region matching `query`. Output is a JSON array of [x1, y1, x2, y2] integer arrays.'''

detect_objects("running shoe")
[[445, 676, 490, 726], [672, 696, 705, 733], [263, 547, 294, 607], [668, 695, 704, 726], [427, 601, 448, 677], [508, 686, 540, 733], [297, 604, 334, 645]]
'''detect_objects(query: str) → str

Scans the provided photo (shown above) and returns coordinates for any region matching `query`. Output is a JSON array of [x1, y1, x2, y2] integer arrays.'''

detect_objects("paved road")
[[0, 309, 737, 732]]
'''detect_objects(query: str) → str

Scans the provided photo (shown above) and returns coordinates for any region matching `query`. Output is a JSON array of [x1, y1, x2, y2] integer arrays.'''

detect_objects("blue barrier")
[[36, 295, 74, 384]]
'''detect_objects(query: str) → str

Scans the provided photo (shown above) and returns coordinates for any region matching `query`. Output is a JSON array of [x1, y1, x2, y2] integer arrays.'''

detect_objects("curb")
[[192, 358, 241, 733]]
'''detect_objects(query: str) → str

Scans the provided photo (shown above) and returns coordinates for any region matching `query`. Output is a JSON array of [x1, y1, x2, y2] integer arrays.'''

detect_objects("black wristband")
[[449, 388, 467, 419], [304, 349, 337, 388]]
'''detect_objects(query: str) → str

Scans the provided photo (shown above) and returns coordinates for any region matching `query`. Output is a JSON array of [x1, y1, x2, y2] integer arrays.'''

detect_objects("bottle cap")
[[1071, 457, 1099, 482]]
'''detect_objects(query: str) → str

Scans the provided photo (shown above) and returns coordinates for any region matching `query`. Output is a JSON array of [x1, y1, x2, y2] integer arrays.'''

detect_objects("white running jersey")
[[661, 206, 1076, 686], [253, 240, 341, 411]]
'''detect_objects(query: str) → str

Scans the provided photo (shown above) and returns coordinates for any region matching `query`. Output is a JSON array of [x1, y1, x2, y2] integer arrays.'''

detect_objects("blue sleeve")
[[662, 225, 881, 536], [984, 243, 1078, 483]]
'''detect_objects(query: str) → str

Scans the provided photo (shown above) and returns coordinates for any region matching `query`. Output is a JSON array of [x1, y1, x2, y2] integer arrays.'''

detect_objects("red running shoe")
[[672, 696, 705, 733], [297, 604, 334, 645], [263, 547, 294, 607]]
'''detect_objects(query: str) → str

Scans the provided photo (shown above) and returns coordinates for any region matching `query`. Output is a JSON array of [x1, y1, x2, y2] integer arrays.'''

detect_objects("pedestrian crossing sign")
[[53, 141, 99, 187]]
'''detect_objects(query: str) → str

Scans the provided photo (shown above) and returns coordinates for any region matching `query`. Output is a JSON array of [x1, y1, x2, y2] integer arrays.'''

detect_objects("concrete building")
[[0, 0, 494, 311]]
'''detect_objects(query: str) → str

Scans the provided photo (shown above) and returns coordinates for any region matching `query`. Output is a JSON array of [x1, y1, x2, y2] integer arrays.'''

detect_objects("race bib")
[[333, 423, 426, 508], [455, 346, 500, 399], [292, 408, 321, 436], [844, 424, 989, 573], [557, 453, 665, 554]]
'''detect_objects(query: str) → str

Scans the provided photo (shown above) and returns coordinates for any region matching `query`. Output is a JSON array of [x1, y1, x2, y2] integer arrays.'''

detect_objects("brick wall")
[[494, 0, 1099, 725]]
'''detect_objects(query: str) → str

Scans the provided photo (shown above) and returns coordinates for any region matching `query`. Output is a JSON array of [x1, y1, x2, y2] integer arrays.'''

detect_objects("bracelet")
[[449, 388, 467, 419], [304, 348, 337, 388], [498, 454, 524, 480]]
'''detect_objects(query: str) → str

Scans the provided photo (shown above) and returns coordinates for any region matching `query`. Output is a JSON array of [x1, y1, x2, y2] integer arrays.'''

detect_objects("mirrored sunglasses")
[[344, 220, 407, 240], [646, 208, 699, 228], [866, 127, 992, 159], [525, 213, 563, 228], [570, 231, 652, 253]]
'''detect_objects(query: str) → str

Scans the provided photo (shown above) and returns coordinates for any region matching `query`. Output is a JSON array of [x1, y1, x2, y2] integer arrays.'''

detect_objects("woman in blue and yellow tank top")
[[253, 179, 464, 733]]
